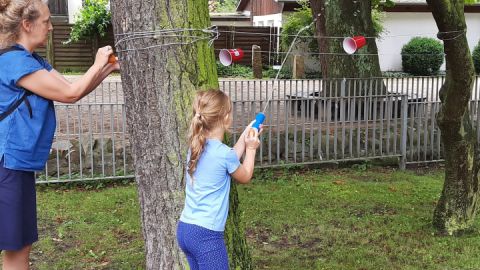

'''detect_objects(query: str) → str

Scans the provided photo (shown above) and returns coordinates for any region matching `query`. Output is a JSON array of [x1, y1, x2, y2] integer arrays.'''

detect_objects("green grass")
[[32, 182, 144, 269], [7, 166, 480, 269], [242, 166, 480, 270]]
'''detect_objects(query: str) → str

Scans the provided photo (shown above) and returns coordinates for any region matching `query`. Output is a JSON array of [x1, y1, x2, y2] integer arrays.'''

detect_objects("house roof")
[[210, 12, 250, 21], [236, 0, 249, 12]]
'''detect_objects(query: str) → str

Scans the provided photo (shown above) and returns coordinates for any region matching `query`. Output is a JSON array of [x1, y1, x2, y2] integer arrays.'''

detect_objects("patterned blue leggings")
[[176, 221, 229, 270]]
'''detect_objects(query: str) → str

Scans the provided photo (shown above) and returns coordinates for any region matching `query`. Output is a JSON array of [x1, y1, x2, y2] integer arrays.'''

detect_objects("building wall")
[[211, 19, 252, 27], [378, 12, 480, 71], [277, 11, 480, 72], [67, 0, 82, 23], [252, 0, 283, 17], [253, 13, 283, 27]]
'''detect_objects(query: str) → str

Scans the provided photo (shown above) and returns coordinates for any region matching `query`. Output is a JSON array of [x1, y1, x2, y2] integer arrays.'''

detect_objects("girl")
[[176, 89, 261, 270], [0, 0, 118, 268]]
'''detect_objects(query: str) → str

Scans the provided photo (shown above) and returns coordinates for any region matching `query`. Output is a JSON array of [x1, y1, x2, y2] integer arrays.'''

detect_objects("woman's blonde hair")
[[0, 0, 49, 49], [187, 89, 232, 177]]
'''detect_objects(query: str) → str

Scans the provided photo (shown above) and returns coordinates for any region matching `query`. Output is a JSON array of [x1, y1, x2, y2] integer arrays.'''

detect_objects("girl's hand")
[[241, 120, 255, 137], [245, 128, 260, 150]]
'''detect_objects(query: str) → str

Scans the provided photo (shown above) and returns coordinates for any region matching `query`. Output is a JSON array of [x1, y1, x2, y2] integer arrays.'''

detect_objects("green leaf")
[[64, 0, 111, 44]]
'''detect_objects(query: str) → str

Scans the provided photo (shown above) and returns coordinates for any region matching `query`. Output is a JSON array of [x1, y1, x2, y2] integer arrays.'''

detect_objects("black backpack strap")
[[0, 91, 33, 121], [0, 46, 23, 55], [0, 47, 34, 121]]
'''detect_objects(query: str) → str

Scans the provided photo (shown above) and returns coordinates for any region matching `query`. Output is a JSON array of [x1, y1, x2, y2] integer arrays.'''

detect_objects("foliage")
[[473, 40, 480, 74], [217, 62, 253, 78], [65, 0, 111, 44], [216, 0, 240, 13], [280, 4, 316, 52], [262, 67, 292, 79], [401, 37, 444, 76]]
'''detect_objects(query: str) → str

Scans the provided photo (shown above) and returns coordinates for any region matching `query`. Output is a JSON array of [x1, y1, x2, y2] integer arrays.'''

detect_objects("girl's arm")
[[231, 128, 260, 184], [17, 46, 118, 103], [233, 131, 246, 159]]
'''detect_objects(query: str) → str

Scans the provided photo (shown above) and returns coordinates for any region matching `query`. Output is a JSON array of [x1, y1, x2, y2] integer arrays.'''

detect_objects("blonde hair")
[[0, 0, 49, 49], [187, 89, 232, 177]]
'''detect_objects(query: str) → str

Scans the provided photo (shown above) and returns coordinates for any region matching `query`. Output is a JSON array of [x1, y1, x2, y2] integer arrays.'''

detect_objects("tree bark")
[[310, 0, 383, 95], [309, 0, 328, 77], [426, 0, 479, 235], [110, 0, 253, 268]]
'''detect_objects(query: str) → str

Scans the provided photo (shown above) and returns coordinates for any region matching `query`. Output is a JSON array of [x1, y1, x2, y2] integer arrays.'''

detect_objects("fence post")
[[46, 31, 55, 67], [292, 55, 305, 79], [400, 95, 408, 170], [252, 45, 263, 79]]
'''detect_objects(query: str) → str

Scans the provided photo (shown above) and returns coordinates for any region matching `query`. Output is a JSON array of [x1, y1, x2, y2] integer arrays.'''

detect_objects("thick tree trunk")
[[426, 0, 479, 235], [310, 0, 383, 95], [110, 0, 252, 268]]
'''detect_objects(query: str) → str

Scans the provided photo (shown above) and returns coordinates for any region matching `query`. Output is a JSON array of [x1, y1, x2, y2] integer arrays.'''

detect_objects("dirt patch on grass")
[[30, 218, 80, 269]]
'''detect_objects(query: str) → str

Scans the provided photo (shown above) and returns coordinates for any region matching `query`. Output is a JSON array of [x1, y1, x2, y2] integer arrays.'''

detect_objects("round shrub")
[[401, 37, 444, 76], [473, 41, 480, 74]]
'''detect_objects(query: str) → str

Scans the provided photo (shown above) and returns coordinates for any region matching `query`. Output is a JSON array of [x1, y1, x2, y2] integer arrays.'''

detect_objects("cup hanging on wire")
[[219, 48, 244, 66], [342, 36, 366, 54]]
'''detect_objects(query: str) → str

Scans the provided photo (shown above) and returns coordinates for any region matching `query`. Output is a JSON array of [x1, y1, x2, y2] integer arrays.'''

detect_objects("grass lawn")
[[7, 166, 480, 269]]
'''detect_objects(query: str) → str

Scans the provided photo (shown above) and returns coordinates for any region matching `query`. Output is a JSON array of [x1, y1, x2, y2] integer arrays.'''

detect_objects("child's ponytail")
[[187, 90, 232, 178], [188, 112, 206, 177]]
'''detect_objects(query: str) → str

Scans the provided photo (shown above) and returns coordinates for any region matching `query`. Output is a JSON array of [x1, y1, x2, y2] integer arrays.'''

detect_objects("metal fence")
[[36, 76, 480, 183]]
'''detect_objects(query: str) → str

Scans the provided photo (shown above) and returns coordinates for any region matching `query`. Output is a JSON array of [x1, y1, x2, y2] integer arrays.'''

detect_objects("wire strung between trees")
[[113, 26, 219, 53], [215, 29, 467, 40], [112, 25, 466, 55], [212, 48, 449, 57]]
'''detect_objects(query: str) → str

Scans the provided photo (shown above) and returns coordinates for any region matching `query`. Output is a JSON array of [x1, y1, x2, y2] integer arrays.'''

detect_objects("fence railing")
[[36, 76, 480, 183]]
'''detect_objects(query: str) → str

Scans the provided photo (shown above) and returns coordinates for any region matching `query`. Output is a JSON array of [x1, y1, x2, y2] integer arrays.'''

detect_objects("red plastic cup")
[[342, 36, 367, 54], [219, 48, 244, 66]]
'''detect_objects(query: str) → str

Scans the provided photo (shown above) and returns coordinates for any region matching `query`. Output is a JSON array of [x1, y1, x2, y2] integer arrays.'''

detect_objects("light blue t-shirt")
[[0, 44, 56, 171], [180, 139, 241, 232]]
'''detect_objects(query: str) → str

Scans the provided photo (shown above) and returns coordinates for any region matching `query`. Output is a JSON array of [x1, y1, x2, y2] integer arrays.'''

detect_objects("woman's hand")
[[94, 46, 114, 67], [104, 61, 120, 73]]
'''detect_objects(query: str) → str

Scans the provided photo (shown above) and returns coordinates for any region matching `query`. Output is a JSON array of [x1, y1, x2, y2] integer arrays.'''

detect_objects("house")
[[236, 0, 300, 27], [236, 0, 480, 71]]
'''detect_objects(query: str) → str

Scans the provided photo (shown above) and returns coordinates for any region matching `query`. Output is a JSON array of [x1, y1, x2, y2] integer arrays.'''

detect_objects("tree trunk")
[[309, 0, 328, 78], [110, 0, 253, 268], [310, 0, 383, 95], [426, 0, 479, 235]]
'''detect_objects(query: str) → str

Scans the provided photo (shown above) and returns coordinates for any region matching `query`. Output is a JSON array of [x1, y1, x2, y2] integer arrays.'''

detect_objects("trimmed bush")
[[216, 62, 253, 78], [401, 37, 444, 76], [473, 41, 480, 74]]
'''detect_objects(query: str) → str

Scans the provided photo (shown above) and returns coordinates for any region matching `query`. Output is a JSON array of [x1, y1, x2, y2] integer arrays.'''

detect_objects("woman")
[[0, 0, 119, 269]]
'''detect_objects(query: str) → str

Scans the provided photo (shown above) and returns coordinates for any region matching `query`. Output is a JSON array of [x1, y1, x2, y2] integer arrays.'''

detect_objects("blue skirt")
[[0, 159, 38, 251]]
